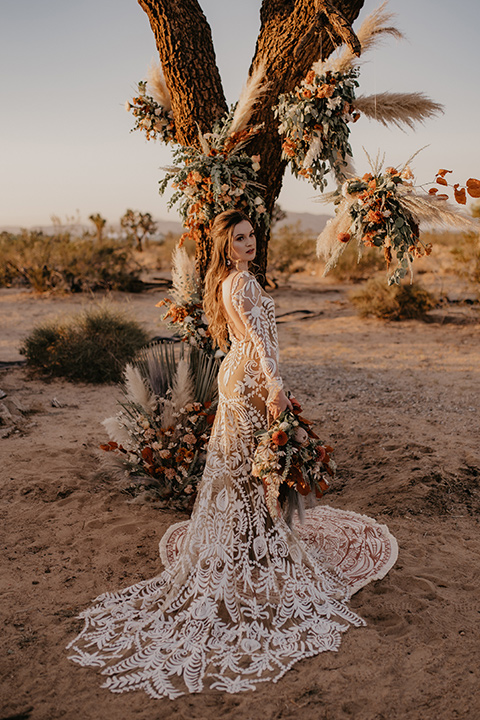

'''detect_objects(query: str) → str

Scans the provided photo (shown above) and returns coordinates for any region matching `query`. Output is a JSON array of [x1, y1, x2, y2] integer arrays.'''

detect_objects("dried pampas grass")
[[123, 363, 155, 412], [229, 63, 268, 136], [101, 416, 132, 448], [317, 2, 403, 75], [398, 192, 479, 232], [147, 61, 172, 110], [355, 92, 443, 130], [171, 245, 197, 306], [316, 198, 356, 272]]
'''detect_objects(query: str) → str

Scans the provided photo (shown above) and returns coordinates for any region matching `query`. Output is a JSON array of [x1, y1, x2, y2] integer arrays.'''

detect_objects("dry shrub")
[[450, 232, 480, 296], [327, 240, 385, 281], [268, 222, 319, 276], [350, 278, 436, 321], [0, 230, 142, 292], [20, 305, 150, 383]]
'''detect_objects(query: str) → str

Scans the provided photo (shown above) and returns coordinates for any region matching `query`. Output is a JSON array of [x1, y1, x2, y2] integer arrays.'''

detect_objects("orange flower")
[[291, 398, 303, 415], [362, 173, 373, 182], [272, 430, 288, 446], [305, 70, 316, 84], [303, 89, 312, 99], [366, 210, 383, 224]]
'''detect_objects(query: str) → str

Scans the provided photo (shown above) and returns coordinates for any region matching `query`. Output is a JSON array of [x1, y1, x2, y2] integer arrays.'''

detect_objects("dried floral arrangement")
[[317, 155, 480, 284], [100, 341, 221, 511], [274, 4, 442, 192], [127, 64, 269, 246], [159, 110, 267, 247], [274, 68, 359, 190], [252, 399, 334, 523], [126, 65, 176, 144], [155, 246, 219, 356]]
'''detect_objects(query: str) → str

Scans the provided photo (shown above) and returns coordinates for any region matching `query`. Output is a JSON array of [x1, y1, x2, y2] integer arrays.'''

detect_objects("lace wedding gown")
[[68, 271, 398, 699]]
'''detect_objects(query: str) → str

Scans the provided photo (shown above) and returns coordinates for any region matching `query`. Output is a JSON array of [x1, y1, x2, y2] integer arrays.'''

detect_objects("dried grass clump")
[[20, 305, 149, 383], [350, 278, 436, 321], [0, 230, 142, 293]]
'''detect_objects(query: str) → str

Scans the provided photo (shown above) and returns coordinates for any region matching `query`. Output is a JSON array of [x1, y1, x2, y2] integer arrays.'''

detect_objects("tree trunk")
[[138, 0, 366, 283]]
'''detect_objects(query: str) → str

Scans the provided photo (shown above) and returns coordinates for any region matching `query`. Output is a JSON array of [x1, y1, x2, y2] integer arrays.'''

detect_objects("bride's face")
[[230, 220, 256, 265]]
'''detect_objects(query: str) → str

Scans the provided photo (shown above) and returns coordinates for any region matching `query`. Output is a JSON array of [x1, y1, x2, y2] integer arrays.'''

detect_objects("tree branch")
[[138, 0, 228, 146]]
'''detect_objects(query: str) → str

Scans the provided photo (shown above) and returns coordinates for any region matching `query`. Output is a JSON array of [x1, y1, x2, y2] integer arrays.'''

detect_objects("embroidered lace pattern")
[[67, 271, 396, 699]]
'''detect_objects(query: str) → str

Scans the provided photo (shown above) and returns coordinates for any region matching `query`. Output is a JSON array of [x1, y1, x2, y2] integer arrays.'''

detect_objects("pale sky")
[[1, 0, 479, 228]]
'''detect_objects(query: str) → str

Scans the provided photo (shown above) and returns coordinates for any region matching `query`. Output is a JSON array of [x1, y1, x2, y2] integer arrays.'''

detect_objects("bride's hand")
[[268, 390, 292, 420]]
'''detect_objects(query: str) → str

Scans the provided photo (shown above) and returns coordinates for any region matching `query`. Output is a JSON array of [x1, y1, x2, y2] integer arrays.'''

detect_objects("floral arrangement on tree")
[[317, 157, 480, 284], [126, 67, 176, 144], [273, 5, 443, 195], [155, 246, 219, 356], [99, 341, 221, 512], [127, 63, 269, 247], [252, 399, 334, 522], [274, 67, 359, 190], [159, 107, 267, 247]]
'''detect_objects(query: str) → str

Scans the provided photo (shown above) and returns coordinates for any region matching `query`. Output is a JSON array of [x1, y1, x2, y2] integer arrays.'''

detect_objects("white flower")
[[254, 196, 263, 205], [278, 421, 290, 432], [124, 101, 131, 112]]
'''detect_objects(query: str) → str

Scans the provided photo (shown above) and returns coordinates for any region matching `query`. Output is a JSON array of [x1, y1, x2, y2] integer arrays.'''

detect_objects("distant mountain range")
[[0, 211, 331, 237]]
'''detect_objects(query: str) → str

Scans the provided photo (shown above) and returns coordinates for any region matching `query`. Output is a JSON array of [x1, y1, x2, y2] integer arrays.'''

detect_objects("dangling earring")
[[226, 258, 231, 267]]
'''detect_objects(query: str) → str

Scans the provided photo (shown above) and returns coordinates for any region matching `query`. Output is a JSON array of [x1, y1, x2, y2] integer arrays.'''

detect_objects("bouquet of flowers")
[[274, 67, 359, 190], [252, 399, 334, 521], [100, 341, 221, 512], [126, 80, 176, 144]]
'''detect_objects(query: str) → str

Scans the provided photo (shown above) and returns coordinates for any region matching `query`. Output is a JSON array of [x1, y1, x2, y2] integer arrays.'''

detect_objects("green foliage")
[[350, 278, 436, 321], [20, 305, 150, 383], [0, 230, 142, 293], [268, 222, 319, 276]]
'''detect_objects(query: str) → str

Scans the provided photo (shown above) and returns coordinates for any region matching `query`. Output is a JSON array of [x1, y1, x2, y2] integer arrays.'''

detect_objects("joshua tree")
[[120, 209, 158, 251], [136, 0, 365, 280], [88, 213, 107, 243]]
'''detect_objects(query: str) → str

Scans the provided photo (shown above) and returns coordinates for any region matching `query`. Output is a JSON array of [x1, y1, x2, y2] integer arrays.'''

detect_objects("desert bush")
[[327, 240, 385, 282], [20, 304, 150, 383], [0, 230, 142, 292], [450, 232, 480, 295], [268, 222, 319, 276], [350, 278, 437, 321]]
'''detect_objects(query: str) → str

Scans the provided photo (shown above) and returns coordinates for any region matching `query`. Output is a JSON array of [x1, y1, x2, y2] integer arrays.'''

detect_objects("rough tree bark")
[[138, 0, 366, 283]]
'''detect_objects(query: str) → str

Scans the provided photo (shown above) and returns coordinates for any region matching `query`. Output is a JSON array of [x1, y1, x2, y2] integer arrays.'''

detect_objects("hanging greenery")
[[274, 68, 359, 190], [317, 159, 479, 284]]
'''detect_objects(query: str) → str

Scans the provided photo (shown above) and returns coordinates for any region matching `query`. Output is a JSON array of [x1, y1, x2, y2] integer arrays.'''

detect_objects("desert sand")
[[1, 267, 479, 720]]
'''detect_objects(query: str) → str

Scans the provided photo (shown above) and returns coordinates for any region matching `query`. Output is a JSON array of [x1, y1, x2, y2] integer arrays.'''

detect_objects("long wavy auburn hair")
[[203, 209, 252, 352]]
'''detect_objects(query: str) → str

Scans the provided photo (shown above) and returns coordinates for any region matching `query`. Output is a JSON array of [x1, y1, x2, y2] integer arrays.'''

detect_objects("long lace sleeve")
[[230, 271, 284, 405]]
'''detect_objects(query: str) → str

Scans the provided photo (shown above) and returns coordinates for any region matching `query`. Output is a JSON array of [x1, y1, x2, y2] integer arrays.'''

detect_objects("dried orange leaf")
[[454, 186, 467, 205], [466, 178, 480, 198], [436, 169, 452, 177], [428, 187, 438, 195], [436, 193, 449, 201], [436, 177, 448, 186]]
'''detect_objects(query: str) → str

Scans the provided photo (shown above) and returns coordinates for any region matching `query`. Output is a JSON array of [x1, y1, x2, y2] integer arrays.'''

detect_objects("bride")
[[67, 209, 397, 699]]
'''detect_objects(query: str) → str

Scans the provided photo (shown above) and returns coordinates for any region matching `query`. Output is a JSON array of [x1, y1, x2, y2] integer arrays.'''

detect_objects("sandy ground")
[[1, 267, 479, 720]]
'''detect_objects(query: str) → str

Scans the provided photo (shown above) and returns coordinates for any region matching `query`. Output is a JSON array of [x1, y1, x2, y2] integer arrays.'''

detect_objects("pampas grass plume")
[[123, 363, 155, 412], [102, 416, 132, 448], [355, 92, 443, 130], [147, 61, 172, 110], [229, 63, 267, 135]]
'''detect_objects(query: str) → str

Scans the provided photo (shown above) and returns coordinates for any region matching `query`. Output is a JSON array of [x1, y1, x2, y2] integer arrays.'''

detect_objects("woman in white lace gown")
[[67, 210, 397, 699]]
